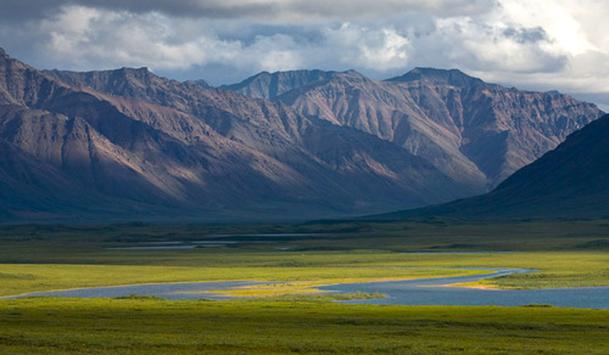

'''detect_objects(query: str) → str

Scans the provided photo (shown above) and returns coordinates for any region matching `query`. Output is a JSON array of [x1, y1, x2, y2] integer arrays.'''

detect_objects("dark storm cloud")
[[503, 26, 547, 44], [1, 0, 67, 21], [1, 0, 496, 21], [0, 0, 273, 21]]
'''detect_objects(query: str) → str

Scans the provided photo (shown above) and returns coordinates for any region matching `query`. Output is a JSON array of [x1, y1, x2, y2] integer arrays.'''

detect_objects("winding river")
[[320, 269, 609, 309], [4, 281, 258, 300], [5, 269, 609, 308]]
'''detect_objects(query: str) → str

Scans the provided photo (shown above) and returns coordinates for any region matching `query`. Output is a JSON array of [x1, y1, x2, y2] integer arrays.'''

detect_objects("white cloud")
[[38, 7, 222, 70], [27, 6, 414, 74], [1, 0, 608, 100], [496, 0, 596, 56], [239, 34, 305, 72], [428, 17, 567, 73], [324, 24, 411, 70], [468, 0, 609, 93]]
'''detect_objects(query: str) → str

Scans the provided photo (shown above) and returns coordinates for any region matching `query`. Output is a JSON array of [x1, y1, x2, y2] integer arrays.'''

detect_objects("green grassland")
[[2, 298, 609, 354], [1, 220, 609, 353]]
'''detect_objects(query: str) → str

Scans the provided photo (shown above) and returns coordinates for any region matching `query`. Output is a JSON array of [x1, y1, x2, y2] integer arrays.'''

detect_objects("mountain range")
[[226, 68, 602, 188], [0, 47, 603, 221], [373, 113, 609, 220]]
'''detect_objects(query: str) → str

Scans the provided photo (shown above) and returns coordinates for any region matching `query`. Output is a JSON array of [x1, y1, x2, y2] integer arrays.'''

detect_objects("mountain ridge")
[[220, 69, 343, 99], [386, 67, 487, 87], [0, 47, 604, 221], [225, 68, 603, 188], [0, 48, 479, 221], [371, 113, 609, 220]]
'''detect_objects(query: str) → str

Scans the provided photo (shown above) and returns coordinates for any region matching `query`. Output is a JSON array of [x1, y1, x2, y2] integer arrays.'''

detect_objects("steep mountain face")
[[221, 70, 339, 99], [0, 48, 475, 221], [226, 68, 603, 189], [184, 79, 211, 89], [374, 114, 609, 219]]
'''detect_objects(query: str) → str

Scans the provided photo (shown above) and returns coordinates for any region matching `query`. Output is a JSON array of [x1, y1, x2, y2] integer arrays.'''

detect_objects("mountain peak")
[[49, 66, 154, 80], [223, 69, 340, 99], [115, 66, 152, 78], [245, 69, 334, 79], [337, 69, 366, 79], [122, 66, 149, 72], [98, 66, 159, 86], [411, 67, 468, 75], [0, 47, 18, 66], [387, 67, 485, 87], [41, 65, 162, 99], [184, 79, 211, 89]]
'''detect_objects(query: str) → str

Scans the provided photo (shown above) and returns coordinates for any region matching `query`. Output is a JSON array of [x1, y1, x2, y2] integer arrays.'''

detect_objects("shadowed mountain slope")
[[372, 114, 609, 220]]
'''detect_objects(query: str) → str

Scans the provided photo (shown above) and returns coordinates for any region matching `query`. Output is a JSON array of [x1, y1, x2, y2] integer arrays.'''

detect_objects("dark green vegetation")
[[3, 298, 609, 354], [376, 114, 609, 220], [2, 220, 609, 353]]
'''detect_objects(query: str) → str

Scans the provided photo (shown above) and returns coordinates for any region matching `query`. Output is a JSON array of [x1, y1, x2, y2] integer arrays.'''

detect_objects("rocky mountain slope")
[[0, 48, 475, 221], [221, 70, 338, 99], [373, 114, 609, 219], [227, 68, 603, 188]]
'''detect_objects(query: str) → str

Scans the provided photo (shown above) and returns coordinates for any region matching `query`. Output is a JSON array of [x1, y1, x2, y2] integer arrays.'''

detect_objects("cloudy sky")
[[2, 0, 608, 108]]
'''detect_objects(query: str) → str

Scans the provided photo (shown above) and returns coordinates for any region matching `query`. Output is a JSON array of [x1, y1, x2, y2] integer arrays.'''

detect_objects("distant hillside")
[[372, 114, 609, 220]]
